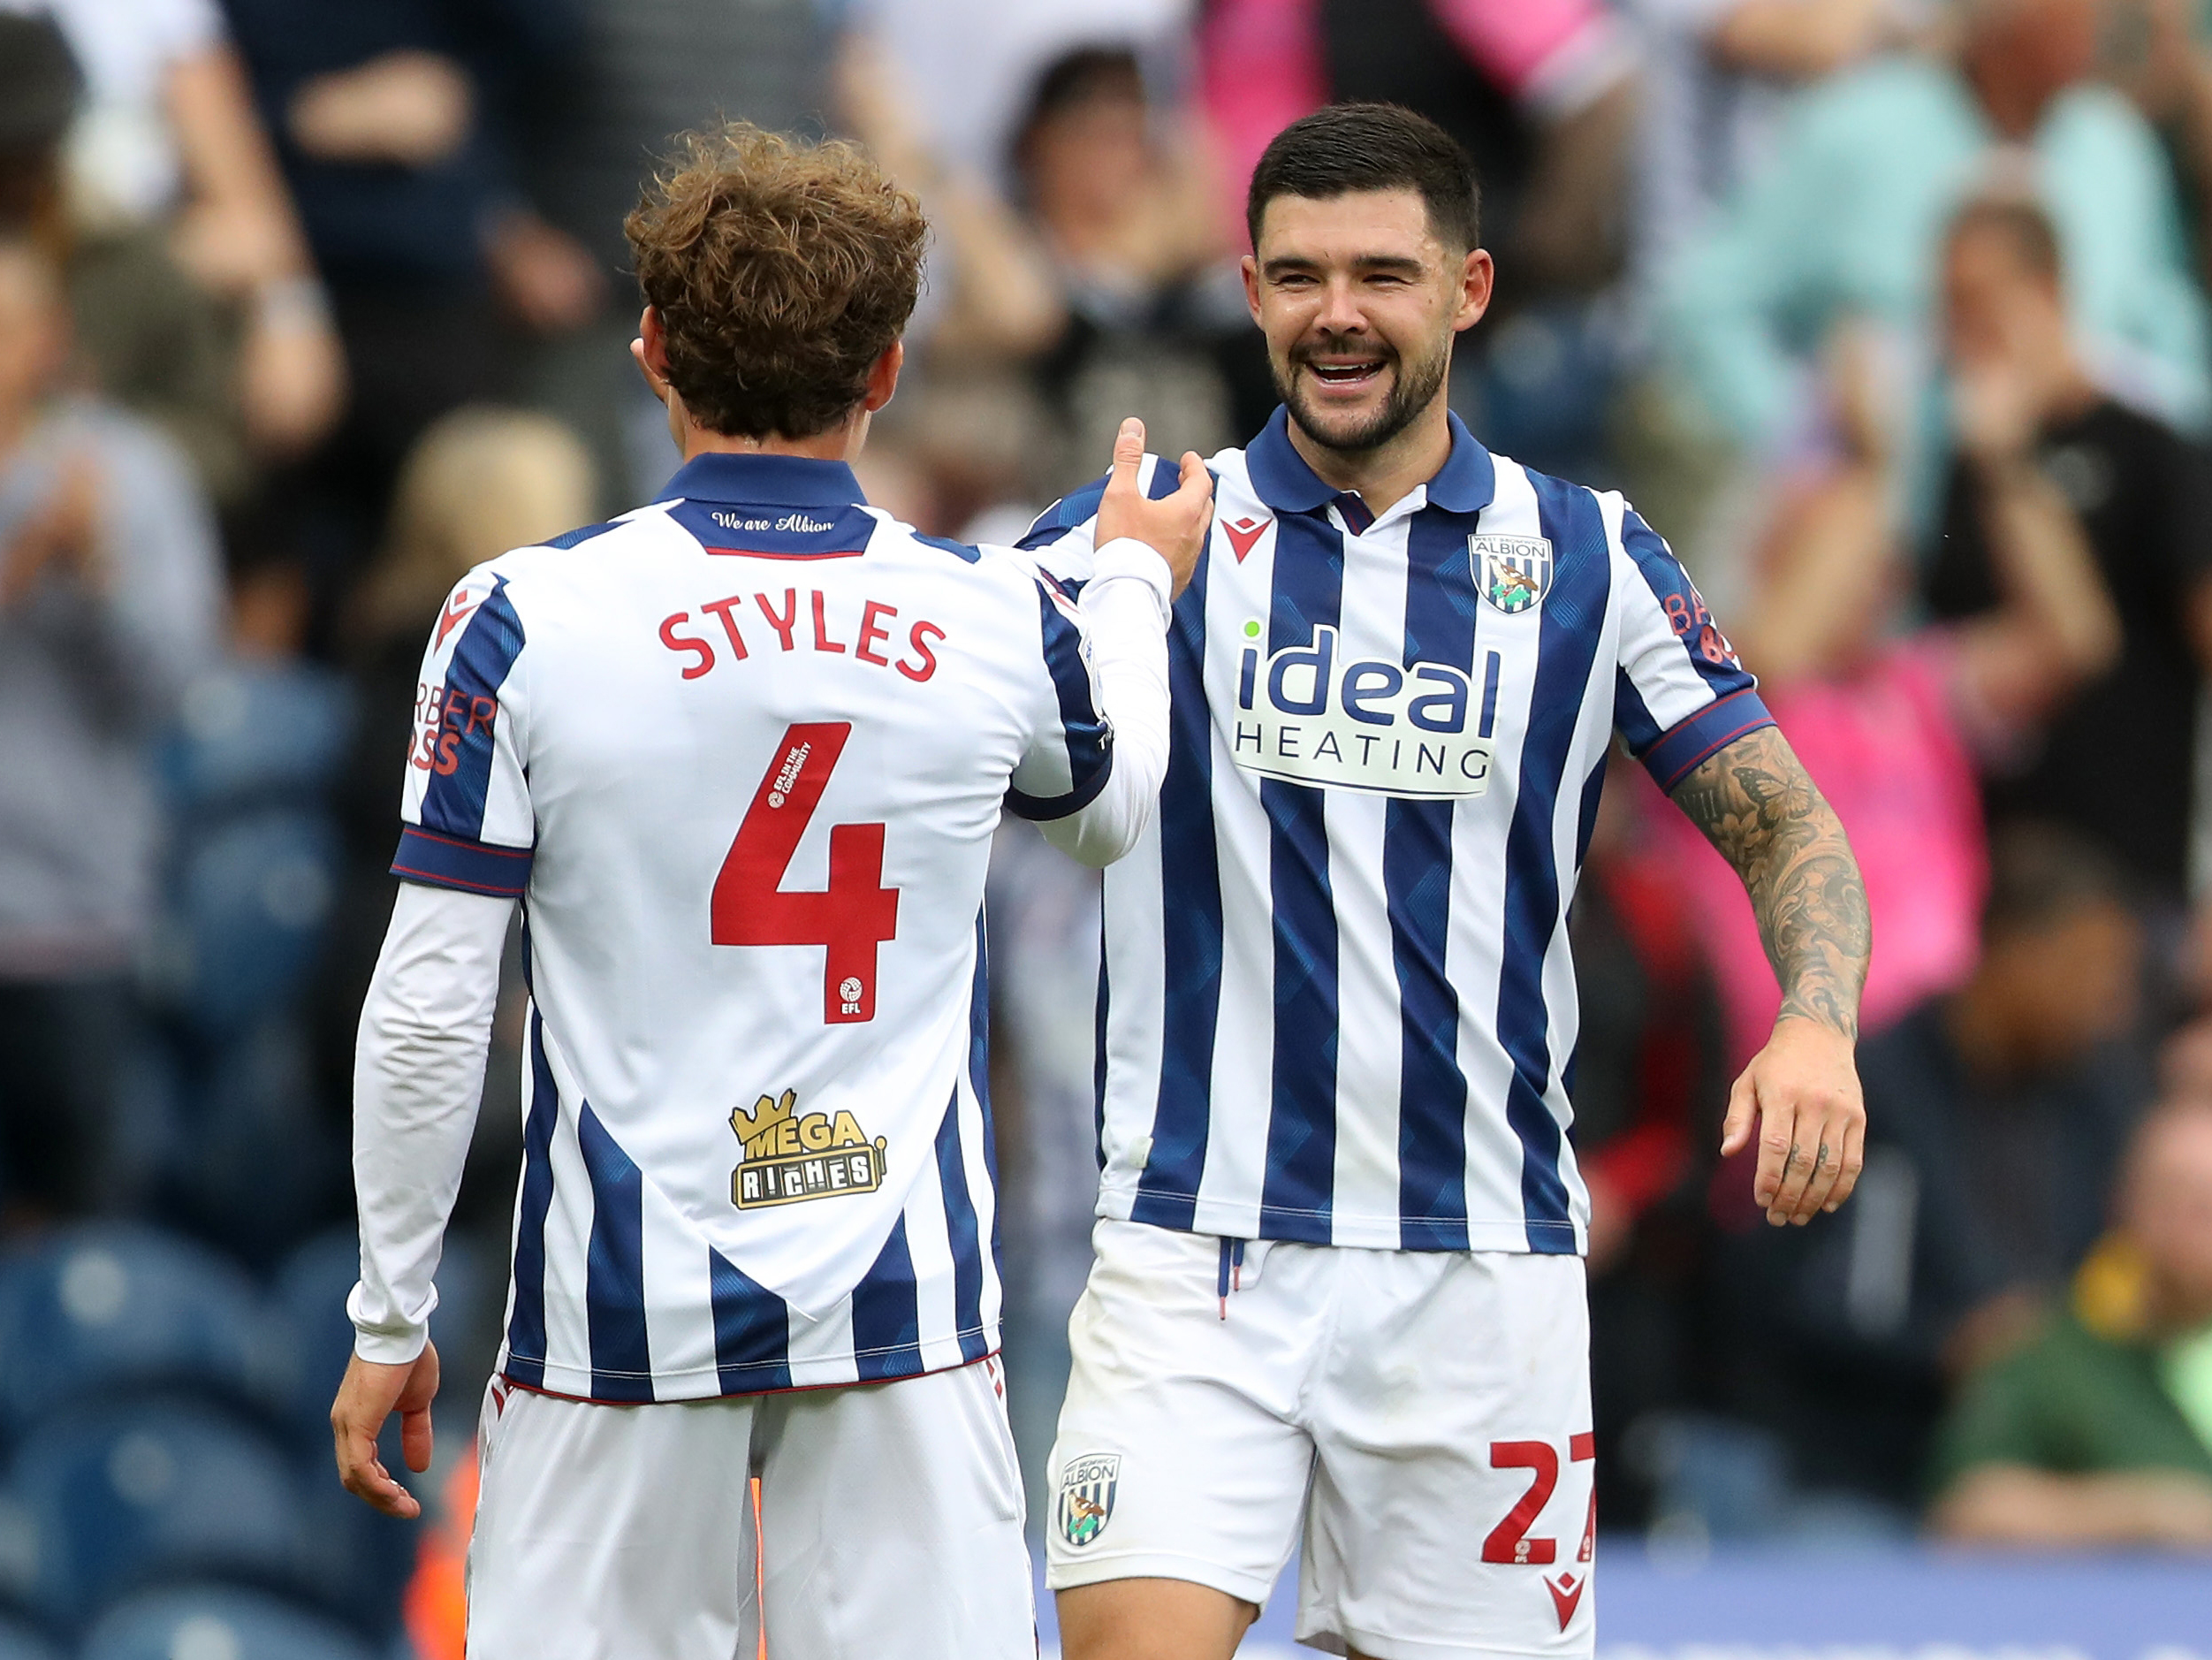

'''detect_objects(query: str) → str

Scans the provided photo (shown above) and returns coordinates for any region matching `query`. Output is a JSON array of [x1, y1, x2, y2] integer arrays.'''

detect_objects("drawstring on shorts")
[[1217, 1237, 1245, 1321]]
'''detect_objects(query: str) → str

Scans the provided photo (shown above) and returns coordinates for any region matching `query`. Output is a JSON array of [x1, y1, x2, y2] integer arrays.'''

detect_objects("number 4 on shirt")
[[711, 722, 900, 1024]]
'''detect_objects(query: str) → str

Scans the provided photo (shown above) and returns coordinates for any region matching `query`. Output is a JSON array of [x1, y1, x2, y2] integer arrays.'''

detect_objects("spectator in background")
[[2, 0, 346, 465], [1610, 0, 1923, 562], [1665, 0, 2209, 490], [1009, 45, 1254, 491], [1924, 197, 2212, 921], [1931, 1093, 2212, 1547], [1658, 298, 2119, 1071], [1571, 754, 1731, 1529], [314, 407, 592, 1152], [0, 11, 339, 509], [1725, 826, 2147, 1510], [222, 0, 572, 600], [0, 233, 224, 1218], [506, 0, 832, 515], [1200, 0, 1634, 293]]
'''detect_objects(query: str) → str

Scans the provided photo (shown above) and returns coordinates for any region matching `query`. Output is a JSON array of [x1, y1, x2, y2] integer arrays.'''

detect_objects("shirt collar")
[[1243, 404, 1497, 518], [656, 451, 866, 507]]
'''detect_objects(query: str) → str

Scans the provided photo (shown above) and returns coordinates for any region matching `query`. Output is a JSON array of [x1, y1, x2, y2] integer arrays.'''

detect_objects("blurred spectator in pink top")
[[1197, 0, 1631, 287], [1657, 199, 2125, 1070]]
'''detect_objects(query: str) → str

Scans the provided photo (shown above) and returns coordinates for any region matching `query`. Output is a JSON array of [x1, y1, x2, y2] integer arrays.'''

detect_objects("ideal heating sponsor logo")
[[1229, 624, 1501, 798]]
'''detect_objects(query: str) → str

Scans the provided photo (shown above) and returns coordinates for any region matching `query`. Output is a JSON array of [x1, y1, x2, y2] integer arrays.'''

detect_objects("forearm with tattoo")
[[1669, 726, 1871, 1040]]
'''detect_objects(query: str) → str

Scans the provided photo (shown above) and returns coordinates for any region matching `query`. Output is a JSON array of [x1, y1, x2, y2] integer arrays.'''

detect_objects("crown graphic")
[[732, 1089, 798, 1141]]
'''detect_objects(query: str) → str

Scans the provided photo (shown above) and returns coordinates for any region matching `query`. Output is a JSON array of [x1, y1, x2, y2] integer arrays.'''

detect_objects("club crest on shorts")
[[729, 1089, 886, 1209], [1057, 1452, 1121, 1548], [1472, 535, 1554, 614]]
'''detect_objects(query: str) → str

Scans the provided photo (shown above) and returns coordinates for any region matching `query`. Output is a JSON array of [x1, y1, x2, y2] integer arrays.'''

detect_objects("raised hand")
[[1095, 417, 1212, 598]]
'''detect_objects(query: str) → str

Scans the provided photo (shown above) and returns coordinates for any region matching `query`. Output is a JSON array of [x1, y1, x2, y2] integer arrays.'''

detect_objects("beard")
[[1273, 330, 1453, 455]]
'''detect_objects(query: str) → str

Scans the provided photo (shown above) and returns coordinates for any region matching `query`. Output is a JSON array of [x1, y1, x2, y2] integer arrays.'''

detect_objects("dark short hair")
[[1014, 45, 1147, 171], [626, 122, 926, 441], [1980, 821, 2132, 940], [1246, 103, 1480, 254], [1947, 194, 2064, 286]]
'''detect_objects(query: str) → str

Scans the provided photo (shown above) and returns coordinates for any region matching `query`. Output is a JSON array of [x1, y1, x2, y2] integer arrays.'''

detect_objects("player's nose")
[[1311, 277, 1371, 336]]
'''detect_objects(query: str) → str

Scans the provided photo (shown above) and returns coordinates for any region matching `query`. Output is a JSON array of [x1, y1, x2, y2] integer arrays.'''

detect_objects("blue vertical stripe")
[[503, 1009, 558, 1386], [709, 1249, 792, 1393], [968, 910, 1001, 1275], [576, 1103, 653, 1401], [1130, 541, 1221, 1229], [1258, 511, 1343, 1241], [933, 1086, 989, 1361], [851, 1216, 924, 1381], [1006, 583, 1114, 819], [1093, 937, 1111, 1169], [1391, 513, 1479, 1249], [422, 579, 526, 840], [1496, 473, 1611, 1253]]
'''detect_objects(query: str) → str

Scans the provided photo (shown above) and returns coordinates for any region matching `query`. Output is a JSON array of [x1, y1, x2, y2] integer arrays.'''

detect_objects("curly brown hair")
[[625, 123, 927, 440]]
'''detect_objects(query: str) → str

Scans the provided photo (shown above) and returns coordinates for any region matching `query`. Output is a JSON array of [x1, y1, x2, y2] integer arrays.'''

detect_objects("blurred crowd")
[[4, 0, 2212, 1650]]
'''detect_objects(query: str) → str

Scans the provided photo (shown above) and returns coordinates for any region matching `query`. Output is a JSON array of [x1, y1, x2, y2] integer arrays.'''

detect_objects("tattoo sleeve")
[[1668, 726, 1871, 1040]]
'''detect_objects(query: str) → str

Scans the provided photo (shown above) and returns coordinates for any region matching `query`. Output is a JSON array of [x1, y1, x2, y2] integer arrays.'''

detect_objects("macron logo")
[[436, 590, 483, 648], [1222, 515, 1270, 563]]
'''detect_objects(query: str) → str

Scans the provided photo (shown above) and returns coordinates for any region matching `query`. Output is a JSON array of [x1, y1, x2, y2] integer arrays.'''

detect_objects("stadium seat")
[[4, 1399, 304, 1629], [0, 1225, 278, 1442], [160, 664, 355, 819], [166, 809, 344, 1042], [0, 1612, 58, 1660], [80, 1585, 374, 1660]]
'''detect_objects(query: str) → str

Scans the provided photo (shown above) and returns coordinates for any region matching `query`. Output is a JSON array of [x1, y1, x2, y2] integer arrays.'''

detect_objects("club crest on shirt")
[[1472, 535, 1554, 613], [1057, 1452, 1121, 1548], [729, 1089, 886, 1209]]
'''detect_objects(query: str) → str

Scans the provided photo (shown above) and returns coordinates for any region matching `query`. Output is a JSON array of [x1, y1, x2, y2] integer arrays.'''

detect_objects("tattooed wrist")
[[1669, 727, 1870, 1042]]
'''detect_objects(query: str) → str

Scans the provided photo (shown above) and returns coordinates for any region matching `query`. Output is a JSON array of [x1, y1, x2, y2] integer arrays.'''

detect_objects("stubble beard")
[[1275, 332, 1454, 457]]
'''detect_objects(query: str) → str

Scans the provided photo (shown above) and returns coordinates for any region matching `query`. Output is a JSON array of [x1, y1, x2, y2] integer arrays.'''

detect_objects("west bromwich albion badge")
[[1473, 535, 1554, 614]]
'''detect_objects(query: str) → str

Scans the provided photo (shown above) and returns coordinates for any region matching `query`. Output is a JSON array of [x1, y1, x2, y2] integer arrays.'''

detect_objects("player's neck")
[[1284, 397, 1454, 520], [674, 408, 867, 466]]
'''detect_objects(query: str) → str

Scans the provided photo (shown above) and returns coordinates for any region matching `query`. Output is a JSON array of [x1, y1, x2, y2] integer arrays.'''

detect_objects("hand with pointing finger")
[[1095, 416, 1212, 598]]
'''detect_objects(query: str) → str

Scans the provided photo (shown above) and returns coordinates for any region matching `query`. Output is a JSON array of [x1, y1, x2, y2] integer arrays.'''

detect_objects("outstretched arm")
[[1669, 724, 1870, 1224]]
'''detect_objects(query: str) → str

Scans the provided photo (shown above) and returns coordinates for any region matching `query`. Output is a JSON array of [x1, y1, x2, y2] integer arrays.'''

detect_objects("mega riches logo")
[[729, 1089, 886, 1209], [1229, 623, 1500, 798]]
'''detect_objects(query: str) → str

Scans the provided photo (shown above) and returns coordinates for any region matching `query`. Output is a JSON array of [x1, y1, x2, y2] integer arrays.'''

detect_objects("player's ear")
[[1455, 248, 1494, 333], [862, 340, 905, 414], [632, 306, 673, 404]]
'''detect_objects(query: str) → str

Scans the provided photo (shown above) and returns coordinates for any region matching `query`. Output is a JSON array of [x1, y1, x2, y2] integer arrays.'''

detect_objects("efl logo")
[[1229, 624, 1499, 799]]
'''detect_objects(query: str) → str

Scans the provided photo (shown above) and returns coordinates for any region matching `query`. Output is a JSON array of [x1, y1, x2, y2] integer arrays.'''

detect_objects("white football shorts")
[[1045, 1219, 1595, 1658], [467, 1356, 1033, 1660]]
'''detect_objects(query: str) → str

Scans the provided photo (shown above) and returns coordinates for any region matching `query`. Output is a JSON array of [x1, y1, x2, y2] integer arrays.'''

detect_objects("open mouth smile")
[[1304, 359, 1387, 390]]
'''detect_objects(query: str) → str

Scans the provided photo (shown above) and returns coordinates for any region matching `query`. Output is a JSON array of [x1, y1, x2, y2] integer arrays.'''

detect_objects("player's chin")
[[1291, 379, 1397, 449]]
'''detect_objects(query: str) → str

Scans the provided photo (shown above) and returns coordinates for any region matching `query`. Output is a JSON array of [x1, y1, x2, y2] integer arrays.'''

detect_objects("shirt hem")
[[496, 1330, 1001, 1402], [1097, 1184, 1585, 1255]]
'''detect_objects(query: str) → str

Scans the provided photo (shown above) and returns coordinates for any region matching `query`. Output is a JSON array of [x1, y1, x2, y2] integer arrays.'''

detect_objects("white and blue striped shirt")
[[1025, 410, 1770, 1254], [355, 452, 1172, 1398]]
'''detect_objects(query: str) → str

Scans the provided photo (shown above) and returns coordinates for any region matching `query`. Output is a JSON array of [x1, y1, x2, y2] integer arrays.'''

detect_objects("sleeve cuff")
[[391, 825, 534, 898], [1089, 537, 1173, 621], [1640, 688, 1775, 792], [347, 1279, 433, 1365], [1006, 750, 1115, 822]]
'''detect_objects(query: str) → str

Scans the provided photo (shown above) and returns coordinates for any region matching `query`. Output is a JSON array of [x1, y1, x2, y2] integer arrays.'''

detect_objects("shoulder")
[[1021, 445, 1249, 552]]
